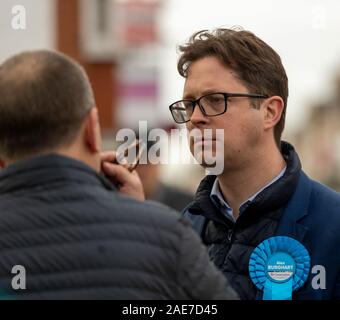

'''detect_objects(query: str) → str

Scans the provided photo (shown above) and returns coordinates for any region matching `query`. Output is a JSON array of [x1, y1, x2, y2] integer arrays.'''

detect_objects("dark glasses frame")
[[169, 92, 268, 124]]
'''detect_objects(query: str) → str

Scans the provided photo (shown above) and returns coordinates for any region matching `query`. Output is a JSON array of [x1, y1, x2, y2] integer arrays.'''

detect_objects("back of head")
[[0, 50, 95, 162], [177, 27, 288, 147]]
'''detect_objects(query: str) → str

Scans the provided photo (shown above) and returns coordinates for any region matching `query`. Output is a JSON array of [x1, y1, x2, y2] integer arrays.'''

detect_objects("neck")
[[4, 144, 99, 173], [56, 143, 100, 173], [218, 144, 286, 219]]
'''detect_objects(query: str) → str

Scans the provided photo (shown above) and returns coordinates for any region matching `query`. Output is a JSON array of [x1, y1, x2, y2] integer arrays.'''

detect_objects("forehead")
[[183, 56, 245, 97]]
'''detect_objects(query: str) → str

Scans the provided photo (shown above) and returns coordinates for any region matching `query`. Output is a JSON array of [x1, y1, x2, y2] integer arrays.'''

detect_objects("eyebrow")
[[183, 89, 224, 100]]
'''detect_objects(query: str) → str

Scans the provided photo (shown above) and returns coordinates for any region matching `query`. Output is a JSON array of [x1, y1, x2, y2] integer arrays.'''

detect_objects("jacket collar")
[[0, 154, 115, 193], [186, 141, 303, 227]]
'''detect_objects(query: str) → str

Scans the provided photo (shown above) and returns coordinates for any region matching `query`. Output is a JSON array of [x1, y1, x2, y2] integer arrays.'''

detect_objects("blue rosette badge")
[[249, 236, 310, 300]]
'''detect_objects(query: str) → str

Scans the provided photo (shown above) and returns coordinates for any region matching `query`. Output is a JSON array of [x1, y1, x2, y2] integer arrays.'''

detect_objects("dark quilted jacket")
[[0, 154, 237, 300], [183, 142, 301, 300]]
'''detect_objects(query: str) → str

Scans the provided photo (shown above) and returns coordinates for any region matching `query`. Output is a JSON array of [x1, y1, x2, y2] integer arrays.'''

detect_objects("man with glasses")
[[104, 28, 340, 300], [167, 28, 340, 300]]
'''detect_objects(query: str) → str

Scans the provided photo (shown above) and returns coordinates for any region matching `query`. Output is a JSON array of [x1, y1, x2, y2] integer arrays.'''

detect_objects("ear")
[[0, 159, 5, 168], [262, 96, 284, 131], [84, 107, 101, 153]]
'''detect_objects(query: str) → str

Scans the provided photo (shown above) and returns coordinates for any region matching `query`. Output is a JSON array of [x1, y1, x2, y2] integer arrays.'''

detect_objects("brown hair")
[[177, 28, 288, 147], [0, 50, 94, 161]]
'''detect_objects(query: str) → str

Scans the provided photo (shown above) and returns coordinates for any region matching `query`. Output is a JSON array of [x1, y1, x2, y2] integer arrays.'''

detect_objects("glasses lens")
[[170, 101, 193, 123], [200, 93, 226, 115]]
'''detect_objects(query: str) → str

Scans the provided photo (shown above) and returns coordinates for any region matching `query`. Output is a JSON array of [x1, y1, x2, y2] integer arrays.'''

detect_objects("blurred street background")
[[1, 0, 340, 200]]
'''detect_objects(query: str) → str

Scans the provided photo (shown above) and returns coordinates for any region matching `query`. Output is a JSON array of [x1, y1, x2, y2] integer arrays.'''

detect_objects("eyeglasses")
[[169, 92, 268, 124]]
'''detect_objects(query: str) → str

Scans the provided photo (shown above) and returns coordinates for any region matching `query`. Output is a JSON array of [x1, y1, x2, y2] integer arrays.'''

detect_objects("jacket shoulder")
[[309, 178, 340, 211], [305, 177, 340, 231]]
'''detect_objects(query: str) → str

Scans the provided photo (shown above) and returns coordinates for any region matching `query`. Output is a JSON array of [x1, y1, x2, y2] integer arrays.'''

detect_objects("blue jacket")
[[274, 170, 340, 299], [183, 143, 340, 300]]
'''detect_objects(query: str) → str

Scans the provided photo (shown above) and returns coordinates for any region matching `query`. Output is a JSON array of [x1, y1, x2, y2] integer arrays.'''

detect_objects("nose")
[[189, 103, 208, 127]]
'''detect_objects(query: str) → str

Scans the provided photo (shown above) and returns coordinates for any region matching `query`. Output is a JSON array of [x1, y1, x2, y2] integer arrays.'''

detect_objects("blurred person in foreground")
[[112, 28, 340, 300], [0, 50, 237, 300]]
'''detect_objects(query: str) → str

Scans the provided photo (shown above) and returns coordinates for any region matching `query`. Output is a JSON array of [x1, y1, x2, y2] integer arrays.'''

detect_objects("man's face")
[[184, 56, 265, 173]]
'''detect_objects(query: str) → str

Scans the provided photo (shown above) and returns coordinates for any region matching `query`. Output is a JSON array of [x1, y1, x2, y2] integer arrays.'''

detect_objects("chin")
[[193, 150, 218, 166]]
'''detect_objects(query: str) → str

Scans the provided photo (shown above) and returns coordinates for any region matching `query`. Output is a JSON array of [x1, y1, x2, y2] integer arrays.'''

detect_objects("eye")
[[204, 94, 225, 105]]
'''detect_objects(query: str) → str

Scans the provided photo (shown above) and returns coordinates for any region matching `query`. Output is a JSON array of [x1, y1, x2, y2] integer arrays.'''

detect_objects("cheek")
[[238, 116, 262, 146], [222, 113, 262, 149]]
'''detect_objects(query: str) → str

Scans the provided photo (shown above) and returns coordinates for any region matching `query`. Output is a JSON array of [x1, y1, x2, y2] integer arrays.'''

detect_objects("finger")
[[100, 151, 117, 163], [101, 151, 116, 163], [102, 162, 133, 184]]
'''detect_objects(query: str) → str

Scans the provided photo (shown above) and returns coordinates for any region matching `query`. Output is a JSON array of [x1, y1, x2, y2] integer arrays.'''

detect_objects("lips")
[[191, 135, 216, 143], [193, 139, 216, 146]]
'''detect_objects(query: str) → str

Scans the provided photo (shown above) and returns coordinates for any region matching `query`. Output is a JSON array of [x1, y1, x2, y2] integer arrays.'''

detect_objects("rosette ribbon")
[[249, 236, 310, 300]]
